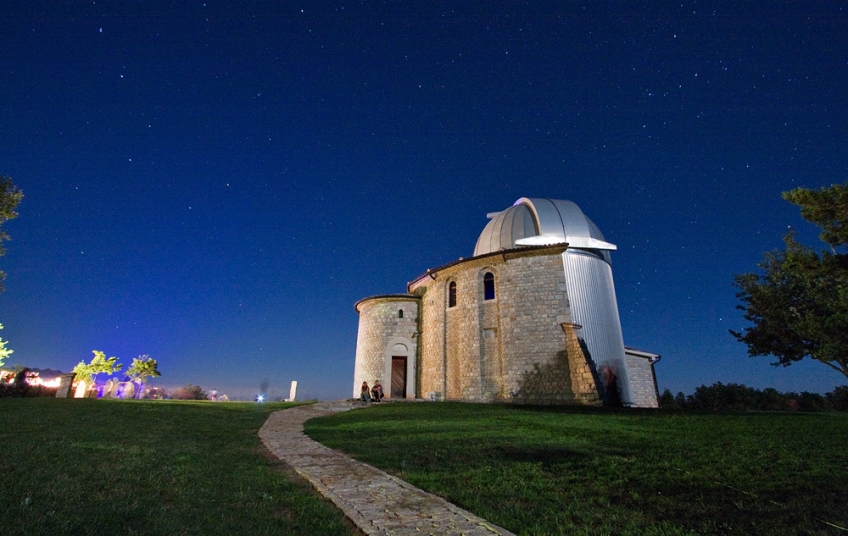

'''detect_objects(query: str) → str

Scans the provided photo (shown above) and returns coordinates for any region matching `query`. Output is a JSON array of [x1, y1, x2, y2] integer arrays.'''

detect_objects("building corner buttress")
[[560, 323, 602, 406]]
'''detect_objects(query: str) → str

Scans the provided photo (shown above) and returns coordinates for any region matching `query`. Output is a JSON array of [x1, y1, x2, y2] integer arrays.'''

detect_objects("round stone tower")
[[353, 294, 420, 399]]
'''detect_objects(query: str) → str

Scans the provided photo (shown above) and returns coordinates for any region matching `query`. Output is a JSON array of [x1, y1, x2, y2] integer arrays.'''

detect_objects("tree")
[[72, 350, 123, 386], [0, 324, 12, 368], [732, 181, 848, 381], [126, 355, 161, 398], [0, 175, 23, 291], [783, 181, 848, 249]]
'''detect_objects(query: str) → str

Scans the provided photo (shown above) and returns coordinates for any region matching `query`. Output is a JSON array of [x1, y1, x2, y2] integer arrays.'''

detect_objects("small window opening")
[[398, 309, 404, 319], [483, 272, 495, 300], [448, 281, 457, 308]]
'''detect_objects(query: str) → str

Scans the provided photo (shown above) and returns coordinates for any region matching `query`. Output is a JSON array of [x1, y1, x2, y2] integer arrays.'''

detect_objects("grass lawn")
[[0, 398, 359, 536], [305, 402, 848, 536]]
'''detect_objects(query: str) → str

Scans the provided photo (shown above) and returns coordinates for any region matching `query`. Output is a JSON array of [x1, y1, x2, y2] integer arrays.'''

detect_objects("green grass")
[[305, 403, 848, 536], [0, 398, 359, 536]]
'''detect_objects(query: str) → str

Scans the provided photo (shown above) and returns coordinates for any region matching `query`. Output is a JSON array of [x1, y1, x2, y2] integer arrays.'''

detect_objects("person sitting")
[[370, 380, 384, 402], [359, 381, 371, 402]]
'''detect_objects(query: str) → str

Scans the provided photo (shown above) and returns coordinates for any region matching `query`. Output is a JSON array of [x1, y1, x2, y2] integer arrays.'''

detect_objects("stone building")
[[353, 197, 661, 407]]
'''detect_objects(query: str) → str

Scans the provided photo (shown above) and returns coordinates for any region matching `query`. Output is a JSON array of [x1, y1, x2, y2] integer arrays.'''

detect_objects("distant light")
[[256, 394, 265, 403]]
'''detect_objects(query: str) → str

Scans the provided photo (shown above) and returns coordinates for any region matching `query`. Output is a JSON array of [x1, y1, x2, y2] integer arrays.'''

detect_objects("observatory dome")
[[473, 197, 617, 258]]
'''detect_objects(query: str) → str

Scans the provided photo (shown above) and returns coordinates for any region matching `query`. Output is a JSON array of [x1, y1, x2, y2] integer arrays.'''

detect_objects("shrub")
[[659, 382, 848, 412], [0, 382, 27, 398], [170, 384, 207, 400], [658, 389, 677, 408], [826, 385, 848, 411], [795, 391, 833, 412], [25, 385, 58, 398], [0, 383, 57, 398], [658, 389, 688, 409], [759, 387, 789, 411], [687, 382, 760, 411], [142, 386, 167, 400]]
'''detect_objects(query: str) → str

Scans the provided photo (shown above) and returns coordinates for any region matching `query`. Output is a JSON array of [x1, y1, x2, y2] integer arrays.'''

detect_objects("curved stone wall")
[[409, 245, 600, 404], [353, 295, 420, 398]]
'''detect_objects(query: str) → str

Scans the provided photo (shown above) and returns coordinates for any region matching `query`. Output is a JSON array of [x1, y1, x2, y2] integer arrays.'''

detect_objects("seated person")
[[359, 381, 371, 402], [370, 380, 384, 402]]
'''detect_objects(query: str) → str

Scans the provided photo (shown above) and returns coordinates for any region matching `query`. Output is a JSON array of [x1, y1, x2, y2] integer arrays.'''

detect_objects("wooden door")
[[391, 356, 407, 398]]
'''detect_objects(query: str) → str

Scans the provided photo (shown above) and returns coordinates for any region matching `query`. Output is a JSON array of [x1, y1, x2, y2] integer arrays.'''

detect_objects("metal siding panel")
[[474, 219, 494, 257], [524, 206, 538, 236], [523, 198, 562, 237], [500, 206, 516, 250], [585, 217, 606, 241], [552, 199, 591, 241], [480, 198, 614, 257], [475, 212, 504, 257], [561, 250, 634, 405], [488, 213, 502, 255], [476, 204, 541, 256], [511, 204, 531, 246]]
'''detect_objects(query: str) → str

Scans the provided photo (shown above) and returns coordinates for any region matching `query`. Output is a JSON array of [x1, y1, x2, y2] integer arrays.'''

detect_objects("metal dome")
[[473, 197, 617, 257]]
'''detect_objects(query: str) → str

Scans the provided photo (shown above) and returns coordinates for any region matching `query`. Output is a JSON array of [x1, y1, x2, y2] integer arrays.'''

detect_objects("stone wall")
[[496, 250, 574, 400], [624, 352, 659, 408], [414, 275, 445, 399], [510, 323, 602, 406], [478, 269, 502, 401], [55, 373, 75, 398], [353, 296, 420, 398], [409, 245, 600, 404]]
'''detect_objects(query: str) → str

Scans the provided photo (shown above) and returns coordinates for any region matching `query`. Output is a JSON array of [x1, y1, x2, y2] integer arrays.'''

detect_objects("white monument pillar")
[[74, 381, 88, 398], [288, 380, 297, 402]]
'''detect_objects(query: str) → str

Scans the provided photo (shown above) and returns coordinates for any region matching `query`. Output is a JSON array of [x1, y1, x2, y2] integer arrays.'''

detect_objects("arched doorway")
[[384, 339, 414, 399]]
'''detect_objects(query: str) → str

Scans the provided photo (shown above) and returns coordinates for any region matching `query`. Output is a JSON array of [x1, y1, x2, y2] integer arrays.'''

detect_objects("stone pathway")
[[259, 401, 516, 536]]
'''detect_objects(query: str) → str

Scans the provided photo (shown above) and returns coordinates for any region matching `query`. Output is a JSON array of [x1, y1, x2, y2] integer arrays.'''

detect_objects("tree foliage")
[[72, 350, 122, 385], [0, 324, 12, 369], [127, 355, 160, 383], [783, 181, 848, 250], [732, 182, 848, 380], [0, 175, 23, 291], [658, 382, 847, 412], [126, 355, 161, 398]]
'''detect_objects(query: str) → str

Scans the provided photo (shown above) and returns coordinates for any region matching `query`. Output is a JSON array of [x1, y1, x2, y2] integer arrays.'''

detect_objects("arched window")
[[448, 281, 457, 308], [483, 272, 495, 300], [398, 309, 404, 319]]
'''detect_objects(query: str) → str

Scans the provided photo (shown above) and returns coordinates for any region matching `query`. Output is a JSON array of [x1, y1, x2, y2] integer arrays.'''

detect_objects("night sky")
[[2, 2, 846, 400]]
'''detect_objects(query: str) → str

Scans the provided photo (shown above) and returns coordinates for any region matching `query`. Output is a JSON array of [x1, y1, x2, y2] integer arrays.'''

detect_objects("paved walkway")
[[259, 401, 516, 536]]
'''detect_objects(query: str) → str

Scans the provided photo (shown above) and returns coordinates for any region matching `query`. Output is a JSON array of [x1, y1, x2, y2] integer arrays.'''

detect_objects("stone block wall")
[[624, 352, 659, 408], [413, 277, 444, 399], [496, 250, 573, 400], [443, 267, 484, 400], [478, 273, 502, 401], [55, 373, 75, 398], [561, 323, 602, 405], [409, 245, 602, 404]]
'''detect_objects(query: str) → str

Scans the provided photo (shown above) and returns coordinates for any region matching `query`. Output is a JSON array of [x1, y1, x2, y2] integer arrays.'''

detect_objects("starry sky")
[[1, 2, 846, 400]]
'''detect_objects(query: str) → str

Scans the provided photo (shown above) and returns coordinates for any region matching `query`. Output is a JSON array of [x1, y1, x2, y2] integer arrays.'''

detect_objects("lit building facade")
[[353, 197, 660, 407]]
